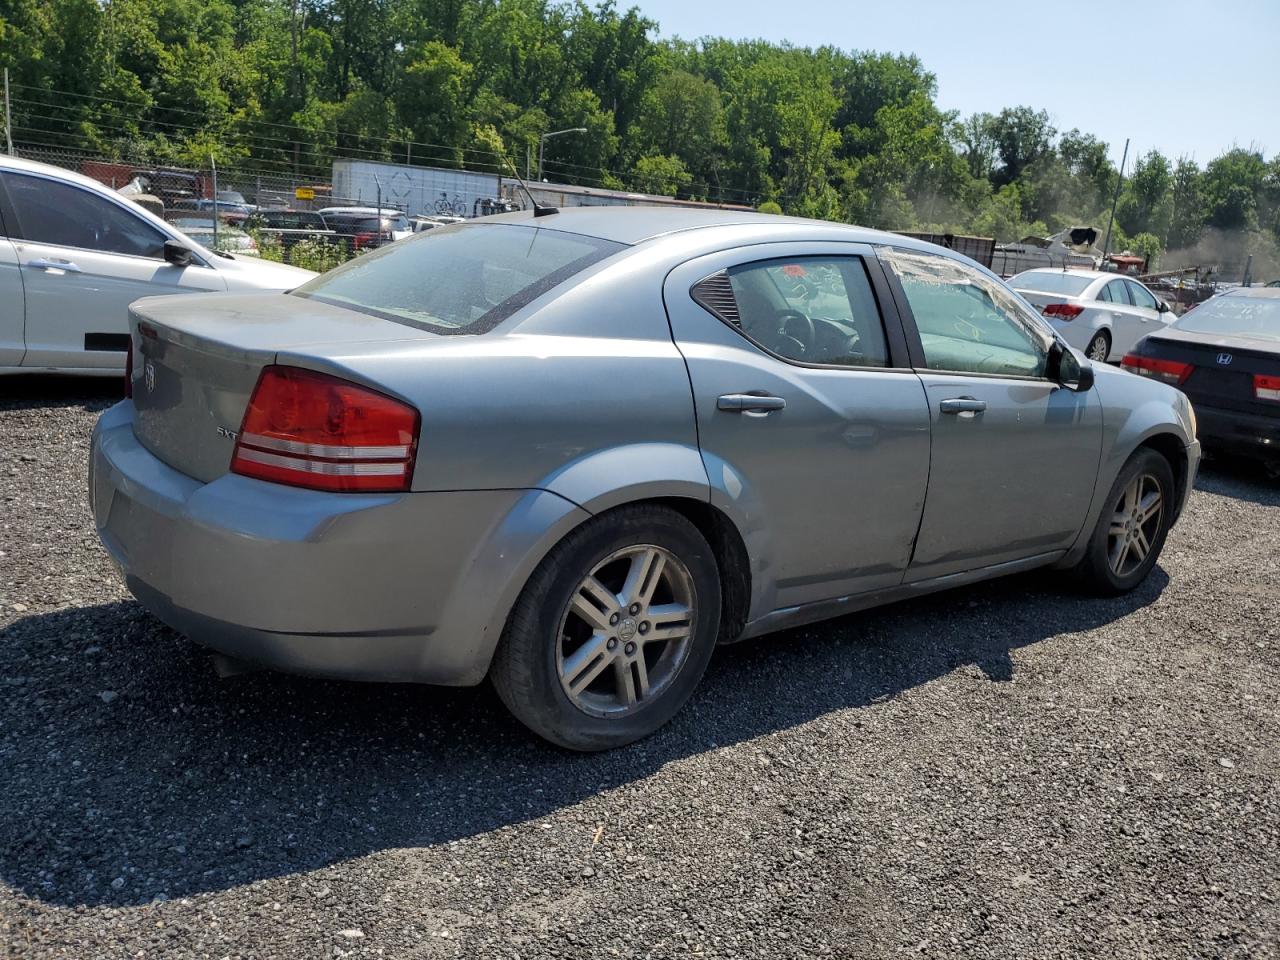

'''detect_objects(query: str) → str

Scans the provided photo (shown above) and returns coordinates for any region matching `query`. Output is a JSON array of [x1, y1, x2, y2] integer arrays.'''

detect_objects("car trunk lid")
[[128, 292, 436, 482], [1135, 330, 1280, 416]]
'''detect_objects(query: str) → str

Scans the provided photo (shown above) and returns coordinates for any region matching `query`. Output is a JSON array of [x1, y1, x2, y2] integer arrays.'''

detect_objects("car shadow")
[[1194, 452, 1280, 506], [0, 374, 123, 413], [0, 566, 1168, 908]]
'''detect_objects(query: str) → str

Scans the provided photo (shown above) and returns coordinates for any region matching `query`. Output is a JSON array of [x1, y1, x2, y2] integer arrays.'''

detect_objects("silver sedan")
[[90, 210, 1201, 749], [1010, 268, 1177, 363]]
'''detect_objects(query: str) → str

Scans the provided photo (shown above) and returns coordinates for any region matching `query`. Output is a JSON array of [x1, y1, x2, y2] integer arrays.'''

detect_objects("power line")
[[9, 83, 772, 204], [11, 96, 770, 205]]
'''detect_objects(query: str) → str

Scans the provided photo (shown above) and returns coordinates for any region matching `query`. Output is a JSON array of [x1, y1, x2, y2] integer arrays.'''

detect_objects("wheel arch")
[[1135, 431, 1190, 520]]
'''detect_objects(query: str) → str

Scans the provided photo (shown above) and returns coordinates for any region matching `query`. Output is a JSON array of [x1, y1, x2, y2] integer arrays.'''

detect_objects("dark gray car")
[[90, 209, 1201, 749]]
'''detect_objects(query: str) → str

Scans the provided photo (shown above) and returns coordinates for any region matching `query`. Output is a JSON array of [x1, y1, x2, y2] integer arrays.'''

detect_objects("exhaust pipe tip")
[[209, 652, 263, 679]]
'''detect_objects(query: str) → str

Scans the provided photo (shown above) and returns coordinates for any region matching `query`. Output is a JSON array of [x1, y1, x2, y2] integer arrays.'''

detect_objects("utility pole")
[[210, 154, 219, 251], [4, 69, 13, 156], [1101, 137, 1130, 265]]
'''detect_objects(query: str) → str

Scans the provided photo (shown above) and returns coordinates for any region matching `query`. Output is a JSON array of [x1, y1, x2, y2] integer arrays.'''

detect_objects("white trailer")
[[330, 159, 503, 218]]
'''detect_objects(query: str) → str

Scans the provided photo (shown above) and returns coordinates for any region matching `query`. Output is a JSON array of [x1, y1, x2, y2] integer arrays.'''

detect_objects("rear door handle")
[[718, 393, 787, 413], [29, 258, 82, 273], [939, 397, 987, 415]]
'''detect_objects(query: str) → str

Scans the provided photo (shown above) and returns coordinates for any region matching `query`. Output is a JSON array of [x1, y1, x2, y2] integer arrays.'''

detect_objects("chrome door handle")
[[718, 393, 787, 413], [939, 397, 987, 415], [29, 258, 82, 273]]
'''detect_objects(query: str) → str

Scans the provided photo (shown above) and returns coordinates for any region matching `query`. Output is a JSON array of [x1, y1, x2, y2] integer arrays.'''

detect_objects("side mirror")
[[163, 240, 192, 267], [1156, 300, 1170, 313], [1050, 340, 1095, 392]]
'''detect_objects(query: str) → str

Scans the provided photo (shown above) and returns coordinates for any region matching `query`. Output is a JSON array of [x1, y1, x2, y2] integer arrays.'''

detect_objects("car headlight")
[[1184, 396, 1197, 438]]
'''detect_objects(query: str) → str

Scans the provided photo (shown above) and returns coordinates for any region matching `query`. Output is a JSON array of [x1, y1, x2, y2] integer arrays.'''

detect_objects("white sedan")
[[0, 155, 315, 376], [1010, 268, 1176, 363]]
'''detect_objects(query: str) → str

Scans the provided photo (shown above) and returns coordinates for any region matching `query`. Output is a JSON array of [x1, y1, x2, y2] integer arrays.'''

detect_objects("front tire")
[[491, 505, 721, 751], [1073, 448, 1175, 595]]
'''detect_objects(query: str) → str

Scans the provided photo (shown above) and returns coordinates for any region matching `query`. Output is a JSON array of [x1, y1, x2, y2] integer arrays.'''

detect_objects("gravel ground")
[[1, 376, 1278, 959]]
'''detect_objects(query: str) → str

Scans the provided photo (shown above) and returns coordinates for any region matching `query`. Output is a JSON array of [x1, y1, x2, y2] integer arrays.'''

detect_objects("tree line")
[[3, 0, 1278, 270]]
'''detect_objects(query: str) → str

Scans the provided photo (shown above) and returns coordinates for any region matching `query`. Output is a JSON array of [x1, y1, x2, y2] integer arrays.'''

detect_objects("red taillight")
[[1121, 353, 1193, 386], [1043, 303, 1085, 319], [353, 231, 376, 250], [230, 366, 419, 493], [124, 342, 133, 398], [1255, 374, 1280, 402]]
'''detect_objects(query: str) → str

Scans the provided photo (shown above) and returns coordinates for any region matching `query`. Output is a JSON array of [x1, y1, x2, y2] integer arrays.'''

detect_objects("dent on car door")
[[878, 245, 1103, 581], [1, 171, 223, 369], [664, 243, 931, 617]]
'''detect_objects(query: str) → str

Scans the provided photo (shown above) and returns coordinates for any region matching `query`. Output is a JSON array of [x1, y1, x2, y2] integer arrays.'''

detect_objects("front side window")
[[3, 172, 167, 258], [293, 222, 624, 334], [880, 246, 1051, 378], [1126, 280, 1159, 310], [712, 256, 890, 367]]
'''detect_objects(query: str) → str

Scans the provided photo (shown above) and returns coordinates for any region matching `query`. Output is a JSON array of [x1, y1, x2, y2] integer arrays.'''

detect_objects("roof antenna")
[[500, 153, 558, 218]]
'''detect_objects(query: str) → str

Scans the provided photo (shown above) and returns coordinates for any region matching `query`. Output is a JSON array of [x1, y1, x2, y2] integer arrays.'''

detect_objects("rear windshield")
[[292, 222, 625, 334], [1174, 295, 1280, 341], [1010, 271, 1093, 296]]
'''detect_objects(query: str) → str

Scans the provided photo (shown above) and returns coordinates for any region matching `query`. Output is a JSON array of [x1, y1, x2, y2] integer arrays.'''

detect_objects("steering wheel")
[[774, 309, 815, 355]]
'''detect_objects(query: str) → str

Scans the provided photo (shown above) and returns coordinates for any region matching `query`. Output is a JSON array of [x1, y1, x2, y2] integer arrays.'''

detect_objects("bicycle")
[[435, 192, 467, 217]]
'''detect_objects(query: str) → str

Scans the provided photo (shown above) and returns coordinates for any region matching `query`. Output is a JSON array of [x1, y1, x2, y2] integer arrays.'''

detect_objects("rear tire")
[[491, 504, 721, 751], [1072, 448, 1175, 596], [1086, 330, 1111, 363]]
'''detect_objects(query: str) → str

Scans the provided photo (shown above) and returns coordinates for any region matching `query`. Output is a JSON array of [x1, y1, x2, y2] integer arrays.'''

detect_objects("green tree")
[[987, 106, 1055, 187], [631, 153, 691, 196]]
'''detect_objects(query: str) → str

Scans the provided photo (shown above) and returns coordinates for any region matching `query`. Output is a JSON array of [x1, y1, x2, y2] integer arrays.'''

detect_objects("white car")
[[1010, 268, 1176, 363], [0, 155, 315, 376]]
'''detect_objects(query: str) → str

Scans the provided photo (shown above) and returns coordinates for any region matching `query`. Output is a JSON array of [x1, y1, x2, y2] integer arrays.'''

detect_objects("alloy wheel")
[[1107, 473, 1163, 577], [556, 545, 697, 718], [1088, 336, 1109, 362]]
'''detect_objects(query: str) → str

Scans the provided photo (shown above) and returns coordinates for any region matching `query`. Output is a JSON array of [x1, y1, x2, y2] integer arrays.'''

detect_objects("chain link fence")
[[12, 142, 526, 270]]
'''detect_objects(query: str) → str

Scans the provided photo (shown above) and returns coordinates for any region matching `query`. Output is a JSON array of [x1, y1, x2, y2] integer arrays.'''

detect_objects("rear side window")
[[293, 222, 624, 334], [1101, 279, 1130, 304], [1010, 270, 1092, 297], [3, 172, 167, 258], [694, 256, 890, 367]]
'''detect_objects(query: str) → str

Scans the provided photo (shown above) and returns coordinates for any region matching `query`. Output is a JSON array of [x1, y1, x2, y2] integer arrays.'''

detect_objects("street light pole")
[[537, 127, 587, 182]]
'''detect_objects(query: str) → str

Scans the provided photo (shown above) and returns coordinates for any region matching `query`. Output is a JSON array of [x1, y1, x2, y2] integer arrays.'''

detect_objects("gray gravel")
[[1, 376, 1278, 959]]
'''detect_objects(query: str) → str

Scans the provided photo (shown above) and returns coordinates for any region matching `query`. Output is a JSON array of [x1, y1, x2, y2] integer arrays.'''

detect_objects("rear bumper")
[[1192, 403, 1280, 461], [90, 401, 589, 684]]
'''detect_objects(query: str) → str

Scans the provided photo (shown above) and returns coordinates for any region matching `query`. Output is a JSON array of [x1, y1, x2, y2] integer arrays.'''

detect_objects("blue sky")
[[636, 0, 1277, 169]]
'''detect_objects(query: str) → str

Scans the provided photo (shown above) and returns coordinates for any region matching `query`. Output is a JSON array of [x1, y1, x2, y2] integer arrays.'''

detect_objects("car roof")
[[0, 153, 135, 192], [1013, 267, 1116, 281], [1223, 286, 1280, 299], [476, 205, 930, 249], [317, 206, 403, 216]]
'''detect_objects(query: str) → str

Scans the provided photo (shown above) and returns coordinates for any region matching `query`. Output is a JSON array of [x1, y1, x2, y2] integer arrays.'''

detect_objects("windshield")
[[1174, 295, 1280, 341], [1010, 271, 1093, 296], [293, 222, 625, 334]]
